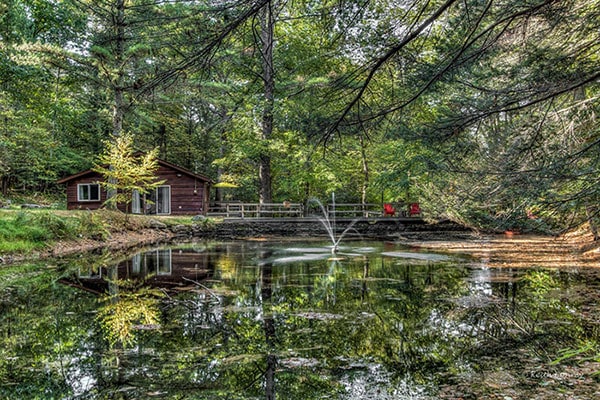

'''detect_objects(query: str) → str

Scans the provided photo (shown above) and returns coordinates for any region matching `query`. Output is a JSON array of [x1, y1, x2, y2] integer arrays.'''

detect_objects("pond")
[[1, 239, 599, 399]]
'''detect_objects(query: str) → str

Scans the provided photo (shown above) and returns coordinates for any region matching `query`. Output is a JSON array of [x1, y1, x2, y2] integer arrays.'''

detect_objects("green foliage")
[[76, 211, 111, 240], [29, 210, 77, 239], [0, 210, 125, 254], [94, 133, 164, 212], [0, 0, 598, 233], [0, 212, 53, 252], [553, 341, 600, 367], [0, 210, 97, 253]]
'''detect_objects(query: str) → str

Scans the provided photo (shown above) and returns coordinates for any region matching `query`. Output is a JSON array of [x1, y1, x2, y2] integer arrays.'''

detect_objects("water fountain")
[[309, 193, 360, 254]]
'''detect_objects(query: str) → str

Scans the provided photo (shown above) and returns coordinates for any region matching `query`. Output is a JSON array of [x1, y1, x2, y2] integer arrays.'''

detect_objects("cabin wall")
[[64, 167, 209, 215], [65, 172, 107, 211], [156, 165, 207, 215]]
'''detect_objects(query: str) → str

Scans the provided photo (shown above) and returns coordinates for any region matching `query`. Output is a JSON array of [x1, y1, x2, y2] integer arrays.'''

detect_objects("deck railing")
[[208, 202, 304, 218], [322, 203, 387, 218], [208, 202, 415, 219]]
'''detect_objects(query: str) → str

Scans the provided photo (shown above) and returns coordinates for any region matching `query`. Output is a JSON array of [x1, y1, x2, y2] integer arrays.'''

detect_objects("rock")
[[148, 219, 167, 229], [21, 203, 43, 208], [0, 255, 13, 264], [172, 224, 189, 234]]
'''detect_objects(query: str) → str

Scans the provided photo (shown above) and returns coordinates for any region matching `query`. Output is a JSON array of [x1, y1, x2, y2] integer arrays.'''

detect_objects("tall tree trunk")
[[258, 2, 274, 204], [107, 0, 126, 207], [112, 0, 126, 138], [359, 134, 369, 215], [586, 205, 599, 241]]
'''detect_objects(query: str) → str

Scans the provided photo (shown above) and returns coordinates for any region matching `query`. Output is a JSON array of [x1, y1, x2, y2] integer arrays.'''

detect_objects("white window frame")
[[156, 249, 172, 275], [77, 183, 101, 202]]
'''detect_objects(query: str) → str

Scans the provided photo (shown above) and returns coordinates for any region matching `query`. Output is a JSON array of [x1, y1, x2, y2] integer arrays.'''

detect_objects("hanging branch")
[[323, 0, 461, 143]]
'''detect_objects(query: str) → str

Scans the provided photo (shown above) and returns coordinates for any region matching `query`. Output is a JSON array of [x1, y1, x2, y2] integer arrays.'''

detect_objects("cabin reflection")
[[72, 247, 214, 294]]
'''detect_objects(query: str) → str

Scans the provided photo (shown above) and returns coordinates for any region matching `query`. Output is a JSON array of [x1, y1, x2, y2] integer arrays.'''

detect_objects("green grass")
[[0, 211, 57, 253], [0, 210, 103, 255], [0, 239, 42, 253], [0, 208, 217, 257]]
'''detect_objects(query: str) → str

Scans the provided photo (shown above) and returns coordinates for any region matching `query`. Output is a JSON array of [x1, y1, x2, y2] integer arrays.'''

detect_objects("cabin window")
[[77, 183, 100, 201]]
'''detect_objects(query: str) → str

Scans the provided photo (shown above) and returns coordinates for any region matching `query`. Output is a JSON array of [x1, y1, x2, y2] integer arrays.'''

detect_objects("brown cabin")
[[57, 158, 212, 215]]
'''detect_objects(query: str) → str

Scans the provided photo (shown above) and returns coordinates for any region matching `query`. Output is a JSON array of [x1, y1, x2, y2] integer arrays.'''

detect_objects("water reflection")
[[75, 246, 213, 293], [1, 240, 599, 399]]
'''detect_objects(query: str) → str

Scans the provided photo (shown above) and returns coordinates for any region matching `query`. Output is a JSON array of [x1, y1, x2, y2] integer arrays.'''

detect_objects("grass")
[[0, 209, 114, 255], [0, 212, 53, 253], [0, 208, 210, 257], [0, 239, 42, 254]]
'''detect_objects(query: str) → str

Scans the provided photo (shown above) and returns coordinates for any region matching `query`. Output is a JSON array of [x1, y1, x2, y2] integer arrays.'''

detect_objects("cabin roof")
[[57, 158, 213, 184]]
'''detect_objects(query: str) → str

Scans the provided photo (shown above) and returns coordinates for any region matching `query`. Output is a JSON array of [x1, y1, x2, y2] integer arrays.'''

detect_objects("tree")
[[0, 0, 91, 194], [257, 1, 276, 204], [313, 0, 600, 231], [94, 132, 164, 213]]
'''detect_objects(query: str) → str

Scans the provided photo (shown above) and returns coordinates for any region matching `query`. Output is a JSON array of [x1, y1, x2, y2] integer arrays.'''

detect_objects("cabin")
[[57, 158, 212, 215]]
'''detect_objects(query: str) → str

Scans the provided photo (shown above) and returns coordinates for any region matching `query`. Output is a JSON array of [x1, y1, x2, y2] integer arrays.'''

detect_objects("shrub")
[[192, 215, 216, 230], [76, 211, 111, 240]]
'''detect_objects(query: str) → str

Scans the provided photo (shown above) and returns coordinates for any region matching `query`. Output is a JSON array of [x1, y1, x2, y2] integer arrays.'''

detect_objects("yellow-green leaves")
[[94, 132, 164, 212]]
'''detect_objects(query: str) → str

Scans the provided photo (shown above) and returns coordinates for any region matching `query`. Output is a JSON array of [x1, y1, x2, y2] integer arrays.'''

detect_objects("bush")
[[192, 215, 216, 230], [77, 211, 111, 240]]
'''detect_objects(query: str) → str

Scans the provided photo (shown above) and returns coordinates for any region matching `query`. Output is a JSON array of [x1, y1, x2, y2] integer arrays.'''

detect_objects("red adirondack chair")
[[409, 202, 421, 216], [383, 203, 396, 216]]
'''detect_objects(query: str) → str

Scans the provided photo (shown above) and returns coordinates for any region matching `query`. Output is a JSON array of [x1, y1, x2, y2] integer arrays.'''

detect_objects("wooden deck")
[[207, 202, 422, 220]]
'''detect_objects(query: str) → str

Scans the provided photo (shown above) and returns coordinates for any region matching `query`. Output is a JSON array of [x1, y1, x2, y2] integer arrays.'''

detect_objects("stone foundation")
[[170, 218, 470, 240]]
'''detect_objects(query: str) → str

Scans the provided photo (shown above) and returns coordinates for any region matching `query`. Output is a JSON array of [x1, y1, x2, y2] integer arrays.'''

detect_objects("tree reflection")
[[96, 265, 164, 348], [2, 243, 599, 399], [259, 249, 277, 400]]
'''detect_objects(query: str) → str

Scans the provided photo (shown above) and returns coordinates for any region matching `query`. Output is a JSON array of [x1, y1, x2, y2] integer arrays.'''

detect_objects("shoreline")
[[2, 221, 599, 268], [1, 228, 176, 265], [396, 232, 600, 268]]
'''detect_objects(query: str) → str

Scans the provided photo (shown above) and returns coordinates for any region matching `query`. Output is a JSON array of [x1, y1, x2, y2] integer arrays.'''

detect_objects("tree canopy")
[[1, 0, 599, 232]]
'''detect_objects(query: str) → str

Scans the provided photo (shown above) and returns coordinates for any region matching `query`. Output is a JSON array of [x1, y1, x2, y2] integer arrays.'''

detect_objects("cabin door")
[[132, 190, 142, 214], [131, 186, 171, 215], [155, 186, 171, 214], [147, 185, 171, 215]]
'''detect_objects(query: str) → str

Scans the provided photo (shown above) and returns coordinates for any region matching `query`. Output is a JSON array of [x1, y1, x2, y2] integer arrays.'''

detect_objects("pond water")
[[1, 239, 599, 399]]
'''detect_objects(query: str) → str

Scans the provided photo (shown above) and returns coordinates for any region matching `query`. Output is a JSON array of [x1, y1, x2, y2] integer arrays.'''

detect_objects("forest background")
[[0, 0, 599, 234]]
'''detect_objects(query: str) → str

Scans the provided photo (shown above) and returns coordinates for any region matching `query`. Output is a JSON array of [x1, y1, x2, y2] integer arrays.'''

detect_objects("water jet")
[[310, 193, 360, 253]]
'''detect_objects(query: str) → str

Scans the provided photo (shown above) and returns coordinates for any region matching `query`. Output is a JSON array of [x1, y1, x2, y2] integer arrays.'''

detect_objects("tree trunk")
[[359, 134, 369, 215], [106, 0, 127, 207], [112, 0, 126, 138], [586, 205, 599, 241], [258, 2, 275, 204]]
